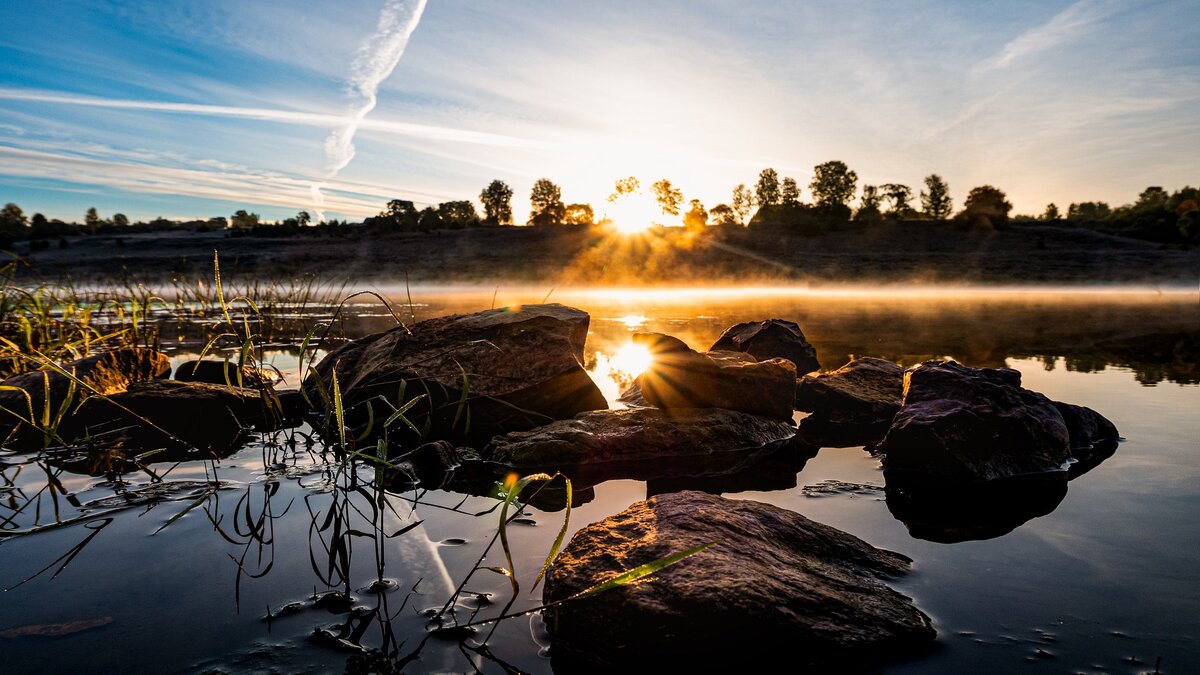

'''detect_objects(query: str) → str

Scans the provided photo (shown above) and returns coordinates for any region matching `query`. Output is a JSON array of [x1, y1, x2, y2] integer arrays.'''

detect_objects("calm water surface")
[[0, 287, 1196, 674]]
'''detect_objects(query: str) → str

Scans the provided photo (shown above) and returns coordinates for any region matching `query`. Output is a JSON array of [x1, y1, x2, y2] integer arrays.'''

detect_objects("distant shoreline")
[[8, 222, 1199, 287]]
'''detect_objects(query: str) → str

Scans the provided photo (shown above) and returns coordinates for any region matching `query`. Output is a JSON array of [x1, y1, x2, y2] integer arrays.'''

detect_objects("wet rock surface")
[[484, 407, 798, 485], [542, 491, 935, 672], [64, 380, 283, 451], [709, 318, 820, 374], [796, 357, 903, 422], [876, 361, 1072, 482], [304, 304, 606, 443], [633, 332, 797, 420], [0, 347, 170, 441]]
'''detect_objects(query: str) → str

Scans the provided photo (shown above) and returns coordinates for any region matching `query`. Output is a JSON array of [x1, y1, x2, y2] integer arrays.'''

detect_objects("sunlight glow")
[[617, 313, 649, 328], [603, 189, 662, 235], [611, 342, 653, 378]]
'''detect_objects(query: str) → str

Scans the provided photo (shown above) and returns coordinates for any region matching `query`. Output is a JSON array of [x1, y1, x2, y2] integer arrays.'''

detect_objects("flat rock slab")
[[633, 333, 796, 420], [173, 359, 271, 387], [542, 491, 934, 672], [304, 303, 606, 443], [877, 360, 1072, 482], [710, 318, 820, 374], [63, 380, 282, 451], [796, 357, 902, 422], [484, 407, 798, 485]]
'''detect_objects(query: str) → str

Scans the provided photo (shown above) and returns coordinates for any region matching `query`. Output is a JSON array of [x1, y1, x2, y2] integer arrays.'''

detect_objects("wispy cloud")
[[0, 141, 423, 217], [977, 0, 1124, 72], [0, 87, 543, 149]]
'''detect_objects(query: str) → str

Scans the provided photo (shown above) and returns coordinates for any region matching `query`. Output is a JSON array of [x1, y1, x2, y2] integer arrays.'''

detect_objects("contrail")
[[324, 0, 429, 176]]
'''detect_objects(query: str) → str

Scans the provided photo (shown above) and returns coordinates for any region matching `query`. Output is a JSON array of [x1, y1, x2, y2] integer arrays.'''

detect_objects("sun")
[[603, 190, 660, 235]]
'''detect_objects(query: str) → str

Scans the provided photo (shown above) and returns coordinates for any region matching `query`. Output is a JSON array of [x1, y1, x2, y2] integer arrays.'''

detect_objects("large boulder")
[[875, 361, 1071, 482], [63, 380, 284, 451], [542, 491, 935, 672], [616, 349, 757, 408], [0, 347, 170, 445], [709, 319, 820, 374], [633, 333, 797, 420], [303, 304, 607, 444], [484, 407, 799, 485]]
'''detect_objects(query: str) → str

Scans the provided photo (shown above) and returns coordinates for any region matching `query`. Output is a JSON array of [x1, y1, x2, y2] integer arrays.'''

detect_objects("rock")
[[709, 319, 820, 374], [303, 304, 606, 443], [63, 380, 284, 451], [645, 440, 818, 497], [876, 361, 1071, 482], [796, 357, 903, 422], [0, 347, 170, 446], [173, 359, 272, 387], [484, 407, 798, 485], [542, 491, 935, 672], [633, 333, 797, 420], [384, 440, 471, 489], [1051, 400, 1119, 451], [616, 349, 757, 408]]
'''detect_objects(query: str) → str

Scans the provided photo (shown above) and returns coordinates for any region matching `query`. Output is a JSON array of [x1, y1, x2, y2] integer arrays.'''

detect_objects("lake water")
[[0, 287, 1196, 674]]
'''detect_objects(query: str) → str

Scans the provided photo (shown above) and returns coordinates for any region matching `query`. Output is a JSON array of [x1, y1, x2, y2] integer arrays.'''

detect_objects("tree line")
[[2, 163, 1197, 245]]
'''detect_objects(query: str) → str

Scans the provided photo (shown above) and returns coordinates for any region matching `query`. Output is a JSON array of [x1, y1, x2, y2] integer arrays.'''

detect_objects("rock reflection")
[[884, 473, 1070, 544]]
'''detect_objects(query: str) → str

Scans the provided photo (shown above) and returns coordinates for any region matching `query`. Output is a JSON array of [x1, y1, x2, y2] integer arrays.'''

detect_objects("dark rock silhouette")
[[543, 491, 935, 672], [795, 357, 902, 446], [633, 332, 796, 420], [876, 361, 1071, 482], [173, 359, 272, 387], [710, 318, 820, 374], [304, 304, 607, 444], [885, 473, 1069, 543]]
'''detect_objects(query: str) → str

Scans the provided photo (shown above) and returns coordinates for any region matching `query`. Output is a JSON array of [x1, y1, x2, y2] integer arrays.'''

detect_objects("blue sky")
[[1, 0, 1197, 223]]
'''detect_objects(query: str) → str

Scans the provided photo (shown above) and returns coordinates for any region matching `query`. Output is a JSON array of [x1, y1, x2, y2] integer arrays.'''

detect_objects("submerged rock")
[[173, 359, 272, 387], [633, 333, 797, 420], [484, 407, 798, 484], [303, 304, 606, 444], [709, 318, 820, 374], [542, 491, 935, 672], [876, 361, 1071, 482]]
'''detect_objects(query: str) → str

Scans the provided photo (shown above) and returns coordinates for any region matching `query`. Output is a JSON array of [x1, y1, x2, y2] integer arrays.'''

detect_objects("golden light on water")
[[618, 313, 649, 328], [588, 341, 655, 406]]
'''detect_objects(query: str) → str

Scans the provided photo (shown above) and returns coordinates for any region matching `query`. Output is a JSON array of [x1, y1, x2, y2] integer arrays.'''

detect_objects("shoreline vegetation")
[[0, 221, 1197, 286]]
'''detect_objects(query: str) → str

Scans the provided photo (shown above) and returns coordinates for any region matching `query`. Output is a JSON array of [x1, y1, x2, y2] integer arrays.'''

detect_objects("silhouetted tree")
[[731, 183, 754, 225], [920, 174, 953, 220], [0, 203, 29, 244], [295, 211, 311, 227], [529, 178, 565, 226], [609, 176, 640, 202], [809, 161, 857, 207], [709, 204, 737, 226], [683, 199, 708, 232], [651, 179, 684, 217], [959, 185, 1012, 230], [855, 185, 883, 225], [755, 168, 780, 208], [110, 213, 129, 227], [230, 209, 260, 228], [1136, 186, 1169, 210], [1067, 202, 1110, 221], [780, 177, 801, 206], [418, 207, 441, 230], [880, 183, 914, 216], [563, 203, 594, 226], [85, 207, 102, 234], [437, 200, 480, 228], [1042, 203, 1060, 221], [480, 180, 514, 225]]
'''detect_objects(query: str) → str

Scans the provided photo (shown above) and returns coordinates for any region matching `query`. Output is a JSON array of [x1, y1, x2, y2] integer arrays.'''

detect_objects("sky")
[[0, 0, 1197, 223]]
